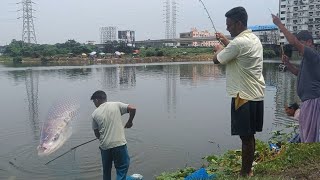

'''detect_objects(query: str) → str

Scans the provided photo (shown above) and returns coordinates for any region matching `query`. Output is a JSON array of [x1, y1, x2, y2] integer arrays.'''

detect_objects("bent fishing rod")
[[199, 0, 218, 33], [198, 0, 221, 44], [45, 138, 98, 165]]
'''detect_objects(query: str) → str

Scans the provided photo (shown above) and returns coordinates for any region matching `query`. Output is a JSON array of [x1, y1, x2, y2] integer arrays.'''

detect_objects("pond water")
[[0, 61, 300, 179]]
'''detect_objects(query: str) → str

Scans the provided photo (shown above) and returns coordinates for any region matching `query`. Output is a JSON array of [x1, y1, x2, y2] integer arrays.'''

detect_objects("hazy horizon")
[[0, 0, 279, 45]]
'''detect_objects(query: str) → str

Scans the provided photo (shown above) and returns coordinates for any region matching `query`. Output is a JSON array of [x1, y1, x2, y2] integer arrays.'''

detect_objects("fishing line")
[[45, 138, 97, 165]]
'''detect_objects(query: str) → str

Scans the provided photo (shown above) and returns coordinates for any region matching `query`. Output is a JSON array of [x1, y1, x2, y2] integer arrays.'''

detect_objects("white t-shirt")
[[217, 29, 265, 101], [92, 102, 129, 150]]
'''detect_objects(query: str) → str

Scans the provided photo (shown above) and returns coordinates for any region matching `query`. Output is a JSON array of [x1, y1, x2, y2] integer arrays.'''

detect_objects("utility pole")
[[19, 0, 37, 44]]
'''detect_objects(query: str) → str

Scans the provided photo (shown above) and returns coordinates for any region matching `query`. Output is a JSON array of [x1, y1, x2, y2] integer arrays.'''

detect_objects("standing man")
[[212, 7, 265, 177], [91, 90, 136, 180], [272, 14, 320, 143]]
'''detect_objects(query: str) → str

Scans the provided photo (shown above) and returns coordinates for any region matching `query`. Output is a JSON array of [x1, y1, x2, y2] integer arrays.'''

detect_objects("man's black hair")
[[91, 90, 107, 100], [288, 103, 299, 110], [225, 6, 248, 27], [296, 30, 314, 44]]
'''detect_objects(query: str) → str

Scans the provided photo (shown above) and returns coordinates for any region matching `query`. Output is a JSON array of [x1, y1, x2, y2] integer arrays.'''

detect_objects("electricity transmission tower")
[[171, 0, 177, 39], [19, 0, 37, 44], [164, 0, 177, 39], [164, 0, 171, 39]]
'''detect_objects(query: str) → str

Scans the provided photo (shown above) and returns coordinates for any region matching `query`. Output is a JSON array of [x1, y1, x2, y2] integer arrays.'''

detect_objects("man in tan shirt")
[[212, 7, 265, 177]]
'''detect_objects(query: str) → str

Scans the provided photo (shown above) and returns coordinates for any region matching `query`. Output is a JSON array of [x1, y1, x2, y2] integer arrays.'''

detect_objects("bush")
[[145, 50, 156, 57], [41, 57, 50, 63], [264, 49, 277, 58], [156, 50, 164, 57], [12, 56, 22, 63]]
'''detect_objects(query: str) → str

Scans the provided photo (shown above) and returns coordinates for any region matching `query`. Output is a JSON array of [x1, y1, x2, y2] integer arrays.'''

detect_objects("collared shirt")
[[217, 29, 265, 101], [92, 102, 128, 150]]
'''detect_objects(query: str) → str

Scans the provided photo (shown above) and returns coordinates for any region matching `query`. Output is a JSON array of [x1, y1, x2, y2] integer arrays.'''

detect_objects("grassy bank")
[[156, 125, 319, 180], [138, 47, 212, 57], [0, 56, 12, 62], [1, 46, 284, 63], [156, 141, 320, 180]]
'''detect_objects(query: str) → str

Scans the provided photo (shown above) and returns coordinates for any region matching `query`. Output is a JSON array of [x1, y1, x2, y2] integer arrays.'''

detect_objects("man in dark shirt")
[[272, 14, 320, 142]]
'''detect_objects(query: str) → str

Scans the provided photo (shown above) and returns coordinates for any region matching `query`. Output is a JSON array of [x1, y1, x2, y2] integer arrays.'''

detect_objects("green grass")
[[156, 141, 320, 180], [0, 56, 12, 62], [139, 47, 212, 58]]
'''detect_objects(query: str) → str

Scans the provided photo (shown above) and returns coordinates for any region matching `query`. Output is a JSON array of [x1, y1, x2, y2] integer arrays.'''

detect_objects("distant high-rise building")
[[118, 30, 135, 46], [100, 26, 117, 43], [279, 0, 320, 44]]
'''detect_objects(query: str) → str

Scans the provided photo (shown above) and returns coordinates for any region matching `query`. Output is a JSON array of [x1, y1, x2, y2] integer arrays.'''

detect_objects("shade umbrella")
[[89, 51, 97, 56]]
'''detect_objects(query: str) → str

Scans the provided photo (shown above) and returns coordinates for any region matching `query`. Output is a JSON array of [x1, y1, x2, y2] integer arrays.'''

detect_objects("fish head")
[[37, 126, 71, 156]]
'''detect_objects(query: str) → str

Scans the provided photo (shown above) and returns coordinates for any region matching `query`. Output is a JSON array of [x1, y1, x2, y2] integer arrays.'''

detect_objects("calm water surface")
[[0, 61, 300, 179]]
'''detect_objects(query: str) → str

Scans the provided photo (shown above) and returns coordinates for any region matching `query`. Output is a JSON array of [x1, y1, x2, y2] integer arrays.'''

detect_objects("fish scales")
[[37, 98, 80, 156]]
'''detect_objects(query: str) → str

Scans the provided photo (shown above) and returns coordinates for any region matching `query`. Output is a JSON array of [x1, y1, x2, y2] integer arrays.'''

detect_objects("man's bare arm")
[[125, 105, 136, 128], [272, 14, 304, 55]]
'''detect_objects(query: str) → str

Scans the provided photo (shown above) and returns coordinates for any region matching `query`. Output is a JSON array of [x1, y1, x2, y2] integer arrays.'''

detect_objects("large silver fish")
[[37, 98, 80, 156]]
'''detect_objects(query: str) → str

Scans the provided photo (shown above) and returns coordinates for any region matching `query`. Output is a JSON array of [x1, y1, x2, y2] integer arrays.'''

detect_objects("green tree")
[[4, 39, 24, 57]]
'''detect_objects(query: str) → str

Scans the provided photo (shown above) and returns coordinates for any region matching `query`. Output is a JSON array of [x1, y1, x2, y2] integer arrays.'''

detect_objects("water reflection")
[[25, 70, 40, 140], [165, 65, 178, 118], [2, 62, 299, 128], [63, 68, 92, 79], [119, 66, 136, 89], [101, 67, 118, 90], [180, 64, 225, 85]]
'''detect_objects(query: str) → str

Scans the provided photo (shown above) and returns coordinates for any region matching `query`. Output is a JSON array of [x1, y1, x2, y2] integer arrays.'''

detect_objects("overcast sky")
[[0, 0, 279, 45]]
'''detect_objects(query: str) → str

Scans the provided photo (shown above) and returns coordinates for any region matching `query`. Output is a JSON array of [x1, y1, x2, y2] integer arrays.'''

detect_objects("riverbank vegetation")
[[137, 47, 280, 59], [1, 39, 96, 61], [156, 127, 320, 180], [0, 39, 283, 64]]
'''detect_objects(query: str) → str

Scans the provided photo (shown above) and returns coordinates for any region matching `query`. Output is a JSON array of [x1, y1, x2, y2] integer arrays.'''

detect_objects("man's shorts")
[[231, 98, 264, 136]]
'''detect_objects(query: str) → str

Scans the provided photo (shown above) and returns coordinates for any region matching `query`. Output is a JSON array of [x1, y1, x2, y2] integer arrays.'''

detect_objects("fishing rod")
[[198, 0, 218, 33], [45, 138, 98, 165], [198, 0, 222, 44]]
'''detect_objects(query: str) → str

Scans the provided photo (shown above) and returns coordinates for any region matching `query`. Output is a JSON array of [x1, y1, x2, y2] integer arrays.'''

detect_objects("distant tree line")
[[3, 39, 96, 58], [2, 39, 279, 60], [2, 39, 136, 59]]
